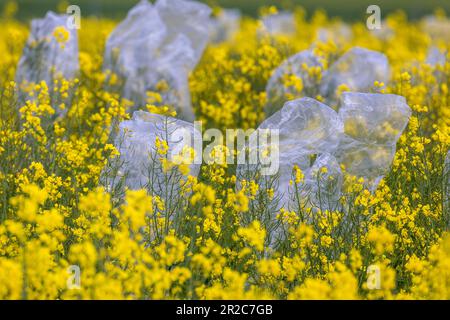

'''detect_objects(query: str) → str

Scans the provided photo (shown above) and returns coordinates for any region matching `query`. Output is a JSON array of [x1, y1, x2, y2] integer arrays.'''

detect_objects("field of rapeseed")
[[0, 1, 449, 300]]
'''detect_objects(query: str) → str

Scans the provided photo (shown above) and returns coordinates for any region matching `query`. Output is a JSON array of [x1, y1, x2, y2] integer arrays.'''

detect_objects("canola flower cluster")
[[0, 3, 449, 299]]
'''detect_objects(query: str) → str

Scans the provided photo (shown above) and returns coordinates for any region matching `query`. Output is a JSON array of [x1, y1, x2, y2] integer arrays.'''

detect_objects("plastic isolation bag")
[[266, 47, 390, 116], [16, 11, 79, 111], [111, 111, 202, 193], [103, 0, 212, 121]]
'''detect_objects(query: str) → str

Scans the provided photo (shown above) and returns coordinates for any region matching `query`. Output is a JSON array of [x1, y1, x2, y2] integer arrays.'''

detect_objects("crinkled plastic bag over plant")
[[316, 24, 353, 44], [103, 1, 166, 102], [109, 111, 202, 194], [155, 0, 211, 67], [16, 11, 79, 109], [423, 15, 450, 40], [265, 50, 322, 117], [240, 93, 411, 210], [260, 12, 296, 35], [103, 0, 211, 121], [335, 92, 411, 190], [371, 23, 394, 40], [302, 153, 343, 209], [209, 8, 241, 43], [426, 46, 447, 67], [265, 47, 390, 117], [320, 47, 390, 105], [239, 97, 343, 209], [338, 92, 411, 145]]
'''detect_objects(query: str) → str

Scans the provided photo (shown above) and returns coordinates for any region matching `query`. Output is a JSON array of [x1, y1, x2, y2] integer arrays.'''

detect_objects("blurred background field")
[[1, 0, 449, 21]]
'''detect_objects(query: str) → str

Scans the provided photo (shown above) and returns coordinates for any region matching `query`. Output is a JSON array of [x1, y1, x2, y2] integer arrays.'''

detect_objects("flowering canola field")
[[0, 4, 449, 299]]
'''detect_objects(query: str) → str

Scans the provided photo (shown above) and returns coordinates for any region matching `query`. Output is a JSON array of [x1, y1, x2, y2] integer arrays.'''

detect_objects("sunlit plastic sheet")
[[16, 11, 79, 110], [238, 97, 344, 209], [335, 92, 411, 190], [103, 0, 212, 121], [111, 111, 202, 193], [266, 47, 390, 116], [261, 11, 296, 35], [320, 47, 390, 105], [209, 8, 241, 43], [265, 50, 322, 117], [316, 24, 352, 44], [239, 93, 411, 210], [426, 46, 447, 67]]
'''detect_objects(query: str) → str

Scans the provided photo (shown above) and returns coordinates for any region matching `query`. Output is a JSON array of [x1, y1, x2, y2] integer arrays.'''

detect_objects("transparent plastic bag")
[[209, 8, 241, 43], [16, 11, 78, 108], [265, 50, 322, 117], [104, 0, 211, 121], [240, 93, 411, 209], [265, 47, 390, 116], [261, 12, 296, 35], [112, 111, 202, 192], [240, 97, 343, 208], [335, 92, 411, 190], [320, 47, 390, 104]]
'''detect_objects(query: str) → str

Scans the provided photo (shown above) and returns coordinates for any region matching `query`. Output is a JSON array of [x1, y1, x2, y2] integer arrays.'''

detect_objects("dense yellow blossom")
[[0, 3, 449, 300]]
